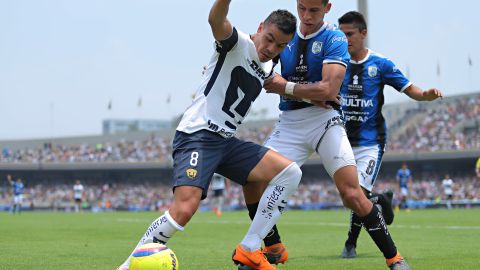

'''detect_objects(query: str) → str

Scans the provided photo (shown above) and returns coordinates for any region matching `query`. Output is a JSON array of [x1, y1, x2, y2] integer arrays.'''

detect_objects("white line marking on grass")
[[202, 220, 480, 230]]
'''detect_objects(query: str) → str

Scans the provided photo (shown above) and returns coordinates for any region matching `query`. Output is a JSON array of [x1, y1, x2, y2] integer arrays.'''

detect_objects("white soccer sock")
[[119, 210, 184, 268], [218, 196, 224, 212], [241, 162, 302, 251]]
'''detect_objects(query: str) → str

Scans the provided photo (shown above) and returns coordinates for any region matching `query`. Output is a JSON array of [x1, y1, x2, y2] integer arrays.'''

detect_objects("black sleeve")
[[215, 27, 239, 53]]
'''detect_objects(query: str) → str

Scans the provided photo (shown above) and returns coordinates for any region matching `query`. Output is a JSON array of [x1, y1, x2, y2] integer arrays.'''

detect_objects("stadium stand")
[[1, 93, 479, 211]]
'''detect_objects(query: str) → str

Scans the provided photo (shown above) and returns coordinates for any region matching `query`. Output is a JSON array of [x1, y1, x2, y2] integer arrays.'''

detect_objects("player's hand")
[[263, 74, 288, 95], [310, 95, 341, 109], [7, 174, 11, 181], [423, 88, 443, 101]]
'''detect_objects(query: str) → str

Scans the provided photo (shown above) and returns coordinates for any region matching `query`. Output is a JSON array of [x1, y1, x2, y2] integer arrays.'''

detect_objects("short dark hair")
[[264, 9, 297, 35], [338, 11, 367, 31]]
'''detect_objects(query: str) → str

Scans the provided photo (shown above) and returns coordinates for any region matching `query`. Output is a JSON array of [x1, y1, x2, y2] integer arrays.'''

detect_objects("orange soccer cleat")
[[263, 243, 288, 265], [232, 244, 277, 270]]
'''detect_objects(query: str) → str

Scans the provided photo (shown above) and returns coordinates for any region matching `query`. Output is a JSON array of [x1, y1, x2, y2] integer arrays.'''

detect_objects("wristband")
[[285, 82, 296, 95], [302, 98, 312, 104]]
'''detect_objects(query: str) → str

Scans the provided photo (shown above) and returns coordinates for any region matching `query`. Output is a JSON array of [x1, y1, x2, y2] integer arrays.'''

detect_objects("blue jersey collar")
[[297, 22, 329, 40]]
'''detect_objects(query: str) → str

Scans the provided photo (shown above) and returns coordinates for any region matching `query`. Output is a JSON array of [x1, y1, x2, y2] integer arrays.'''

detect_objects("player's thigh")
[[217, 138, 292, 184], [352, 145, 385, 192], [264, 122, 312, 166], [317, 125, 356, 179], [172, 131, 225, 200]]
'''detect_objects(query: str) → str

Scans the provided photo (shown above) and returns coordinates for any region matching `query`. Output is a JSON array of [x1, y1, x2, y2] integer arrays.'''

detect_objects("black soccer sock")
[[246, 202, 282, 246], [368, 192, 385, 205], [361, 205, 397, 259], [345, 211, 362, 247]]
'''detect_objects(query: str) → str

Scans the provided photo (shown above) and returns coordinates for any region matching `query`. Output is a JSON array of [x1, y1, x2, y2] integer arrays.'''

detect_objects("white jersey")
[[211, 174, 226, 191], [73, 184, 84, 199], [442, 179, 453, 195], [177, 27, 274, 138]]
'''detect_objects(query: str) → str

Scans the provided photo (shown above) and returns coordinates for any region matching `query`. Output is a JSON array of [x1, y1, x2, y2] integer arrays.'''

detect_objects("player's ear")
[[257, 22, 264, 34], [361, 28, 368, 39], [324, 2, 332, 13]]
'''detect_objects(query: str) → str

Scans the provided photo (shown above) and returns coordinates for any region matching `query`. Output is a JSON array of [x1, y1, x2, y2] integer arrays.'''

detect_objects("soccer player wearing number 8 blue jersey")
[[117, 1, 300, 270], [338, 11, 442, 265]]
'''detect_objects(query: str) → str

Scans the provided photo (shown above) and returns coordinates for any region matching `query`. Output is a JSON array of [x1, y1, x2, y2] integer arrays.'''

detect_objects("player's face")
[[254, 23, 293, 62], [339, 23, 366, 56], [297, 0, 331, 35]]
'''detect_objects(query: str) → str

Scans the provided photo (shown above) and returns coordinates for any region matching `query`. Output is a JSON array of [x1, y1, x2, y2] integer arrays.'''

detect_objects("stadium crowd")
[[1, 175, 478, 212], [388, 96, 480, 152], [1, 95, 479, 164]]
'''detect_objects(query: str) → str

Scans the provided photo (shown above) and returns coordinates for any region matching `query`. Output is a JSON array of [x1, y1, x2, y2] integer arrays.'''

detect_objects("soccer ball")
[[129, 243, 179, 270]]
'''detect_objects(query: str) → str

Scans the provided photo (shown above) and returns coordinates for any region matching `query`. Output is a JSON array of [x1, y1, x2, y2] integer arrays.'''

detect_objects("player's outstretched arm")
[[404, 85, 443, 101], [7, 174, 12, 184], [208, 0, 233, 41]]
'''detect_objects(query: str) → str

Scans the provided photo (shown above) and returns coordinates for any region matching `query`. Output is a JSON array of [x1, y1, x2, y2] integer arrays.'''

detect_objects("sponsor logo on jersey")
[[207, 120, 234, 138], [342, 98, 374, 108], [186, 168, 197, 179], [331, 36, 348, 43], [312, 41, 323, 54], [248, 60, 269, 80], [368, 66, 378, 77], [295, 54, 308, 73], [287, 42, 295, 52]]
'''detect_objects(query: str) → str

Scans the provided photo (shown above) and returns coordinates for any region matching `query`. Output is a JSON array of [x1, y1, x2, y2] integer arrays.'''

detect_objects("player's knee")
[[339, 188, 363, 210], [279, 162, 302, 186], [269, 162, 302, 192]]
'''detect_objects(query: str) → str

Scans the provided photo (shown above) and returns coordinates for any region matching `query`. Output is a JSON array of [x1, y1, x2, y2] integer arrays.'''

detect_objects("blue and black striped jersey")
[[340, 50, 411, 146], [279, 23, 350, 111]]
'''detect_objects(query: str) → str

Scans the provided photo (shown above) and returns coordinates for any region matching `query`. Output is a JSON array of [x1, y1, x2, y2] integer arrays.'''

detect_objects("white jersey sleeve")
[[176, 27, 274, 138]]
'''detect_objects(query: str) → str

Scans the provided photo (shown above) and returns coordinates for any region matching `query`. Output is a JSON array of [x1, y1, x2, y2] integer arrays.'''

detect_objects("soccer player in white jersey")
[[442, 174, 454, 209], [117, 1, 299, 270], [337, 11, 443, 260], [239, 1, 412, 270], [210, 173, 229, 216], [73, 180, 84, 213]]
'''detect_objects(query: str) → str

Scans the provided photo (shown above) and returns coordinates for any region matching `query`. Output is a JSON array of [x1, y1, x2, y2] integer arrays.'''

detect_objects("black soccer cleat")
[[381, 190, 395, 225], [389, 258, 412, 270], [341, 244, 357, 259]]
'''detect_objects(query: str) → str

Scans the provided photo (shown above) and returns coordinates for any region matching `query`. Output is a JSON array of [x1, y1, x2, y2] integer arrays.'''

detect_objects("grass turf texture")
[[0, 209, 479, 270]]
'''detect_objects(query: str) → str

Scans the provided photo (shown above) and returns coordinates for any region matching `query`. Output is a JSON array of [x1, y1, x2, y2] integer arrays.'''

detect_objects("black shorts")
[[213, 189, 224, 197], [75, 198, 82, 203], [172, 130, 268, 200]]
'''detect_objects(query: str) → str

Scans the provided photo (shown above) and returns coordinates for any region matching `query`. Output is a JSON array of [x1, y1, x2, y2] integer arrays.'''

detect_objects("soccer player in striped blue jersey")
[[240, 2, 414, 270], [7, 175, 24, 214], [396, 162, 413, 209], [338, 11, 442, 264]]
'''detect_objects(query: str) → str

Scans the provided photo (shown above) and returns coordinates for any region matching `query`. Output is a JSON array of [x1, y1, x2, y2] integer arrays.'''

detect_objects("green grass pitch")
[[1, 209, 479, 270]]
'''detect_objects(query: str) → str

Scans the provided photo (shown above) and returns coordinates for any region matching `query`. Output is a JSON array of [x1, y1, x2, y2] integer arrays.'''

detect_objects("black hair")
[[338, 11, 367, 31], [264, 9, 297, 35]]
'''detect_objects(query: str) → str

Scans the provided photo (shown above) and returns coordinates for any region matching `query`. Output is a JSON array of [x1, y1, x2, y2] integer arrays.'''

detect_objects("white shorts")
[[352, 144, 385, 192], [400, 187, 409, 197], [264, 107, 356, 178], [14, 195, 23, 204]]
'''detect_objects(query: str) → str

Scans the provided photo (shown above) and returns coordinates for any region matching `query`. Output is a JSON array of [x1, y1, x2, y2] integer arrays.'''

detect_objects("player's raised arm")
[[7, 174, 13, 184], [404, 85, 443, 101], [208, 0, 233, 41]]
